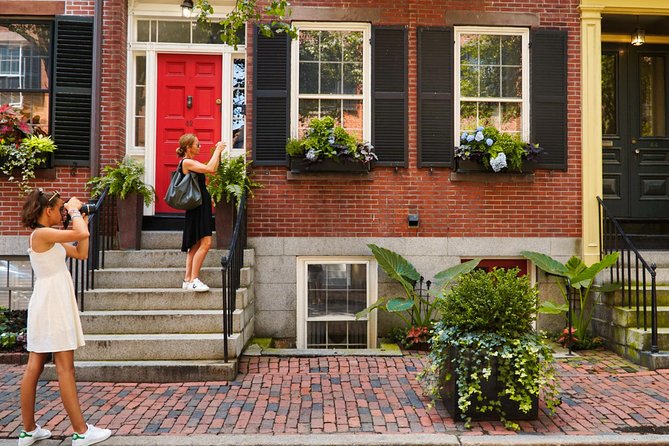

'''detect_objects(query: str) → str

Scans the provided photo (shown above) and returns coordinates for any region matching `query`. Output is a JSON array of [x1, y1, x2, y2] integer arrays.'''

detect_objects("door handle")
[[215, 98, 222, 105], [187, 96, 193, 109], [635, 149, 640, 155]]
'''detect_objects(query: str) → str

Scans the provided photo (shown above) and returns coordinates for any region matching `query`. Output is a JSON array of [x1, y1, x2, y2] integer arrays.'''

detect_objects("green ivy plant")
[[0, 308, 27, 352], [356, 244, 480, 329], [195, 0, 296, 48], [521, 251, 621, 341], [88, 157, 155, 206], [0, 134, 57, 194], [207, 154, 262, 205], [418, 268, 560, 430]]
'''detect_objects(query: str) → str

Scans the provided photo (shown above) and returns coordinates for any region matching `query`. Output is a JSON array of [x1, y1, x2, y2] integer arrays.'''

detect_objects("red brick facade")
[[0, 0, 125, 235], [246, 0, 582, 238]]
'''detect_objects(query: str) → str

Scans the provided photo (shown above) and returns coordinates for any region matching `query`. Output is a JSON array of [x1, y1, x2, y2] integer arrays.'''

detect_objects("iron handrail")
[[597, 196, 658, 354], [220, 190, 248, 362], [68, 186, 114, 311]]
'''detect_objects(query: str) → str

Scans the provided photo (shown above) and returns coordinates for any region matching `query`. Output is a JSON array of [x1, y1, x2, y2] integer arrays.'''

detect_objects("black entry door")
[[603, 44, 669, 218]]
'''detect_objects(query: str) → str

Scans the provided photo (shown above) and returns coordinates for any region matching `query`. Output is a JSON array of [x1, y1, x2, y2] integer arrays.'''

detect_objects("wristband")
[[70, 214, 83, 219], [68, 210, 82, 217]]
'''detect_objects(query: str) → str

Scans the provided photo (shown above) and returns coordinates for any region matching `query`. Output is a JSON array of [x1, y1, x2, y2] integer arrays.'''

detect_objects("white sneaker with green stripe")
[[71, 424, 112, 446], [17, 425, 51, 445]]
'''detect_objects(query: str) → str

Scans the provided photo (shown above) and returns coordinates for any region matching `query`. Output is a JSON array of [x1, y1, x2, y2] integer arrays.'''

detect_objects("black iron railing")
[[68, 187, 116, 311], [597, 196, 658, 353], [220, 191, 248, 362]]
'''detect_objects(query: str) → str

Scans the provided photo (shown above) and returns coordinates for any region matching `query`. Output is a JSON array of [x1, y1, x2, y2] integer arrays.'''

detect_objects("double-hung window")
[[291, 23, 371, 141], [455, 27, 529, 140]]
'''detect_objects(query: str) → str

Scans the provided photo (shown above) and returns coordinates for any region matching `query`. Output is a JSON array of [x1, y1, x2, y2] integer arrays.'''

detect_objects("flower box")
[[288, 156, 372, 174], [454, 157, 531, 174]]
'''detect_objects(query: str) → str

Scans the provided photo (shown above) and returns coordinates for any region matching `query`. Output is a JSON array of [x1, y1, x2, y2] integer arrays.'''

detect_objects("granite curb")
[[2, 434, 669, 446]]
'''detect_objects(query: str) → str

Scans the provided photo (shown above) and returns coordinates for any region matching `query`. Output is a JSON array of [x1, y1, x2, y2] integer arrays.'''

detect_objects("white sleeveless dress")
[[27, 234, 85, 353]]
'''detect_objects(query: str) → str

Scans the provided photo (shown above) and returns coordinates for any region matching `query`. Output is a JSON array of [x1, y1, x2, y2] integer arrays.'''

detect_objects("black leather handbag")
[[164, 160, 202, 210]]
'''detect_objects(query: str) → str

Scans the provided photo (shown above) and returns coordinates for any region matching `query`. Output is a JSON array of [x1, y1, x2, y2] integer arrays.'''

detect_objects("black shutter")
[[253, 28, 290, 165], [52, 16, 93, 166], [418, 27, 453, 167], [531, 29, 568, 170], [372, 27, 407, 166]]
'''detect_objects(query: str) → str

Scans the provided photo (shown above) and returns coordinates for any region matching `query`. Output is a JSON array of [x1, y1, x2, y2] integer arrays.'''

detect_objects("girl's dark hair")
[[22, 189, 59, 229], [177, 133, 197, 157]]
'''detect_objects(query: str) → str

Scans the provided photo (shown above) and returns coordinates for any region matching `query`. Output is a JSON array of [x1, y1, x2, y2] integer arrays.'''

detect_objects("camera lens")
[[79, 203, 96, 215]]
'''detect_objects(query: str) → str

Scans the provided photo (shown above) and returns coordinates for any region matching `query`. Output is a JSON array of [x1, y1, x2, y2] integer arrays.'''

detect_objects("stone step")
[[42, 359, 238, 382], [102, 248, 255, 269], [638, 251, 669, 268], [140, 231, 185, 250], [627, 327, 669, 351], [80, 310, 226, 334], [94, 266, 253, 289], [74, 333, 241, 361], [82, 287, 251, 311], [607, 306, 669, 329], [601, 285, 669, 307]]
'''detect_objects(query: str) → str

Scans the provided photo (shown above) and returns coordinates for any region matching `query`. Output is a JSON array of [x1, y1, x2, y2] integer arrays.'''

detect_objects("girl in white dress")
[[18, 190, 111, 446]]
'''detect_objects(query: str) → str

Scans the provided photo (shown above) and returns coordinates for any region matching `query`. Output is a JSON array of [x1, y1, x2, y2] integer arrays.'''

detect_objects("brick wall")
[[247, 0, 582, 238], [0, 0, 126, 235]]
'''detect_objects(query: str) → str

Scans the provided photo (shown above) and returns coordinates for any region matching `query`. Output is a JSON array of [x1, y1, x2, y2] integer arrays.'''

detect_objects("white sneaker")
[[182, 280, 191, 289], [190, 278, 210, 292], [18, 425, 51, 445], [72, 424, 112, 446]]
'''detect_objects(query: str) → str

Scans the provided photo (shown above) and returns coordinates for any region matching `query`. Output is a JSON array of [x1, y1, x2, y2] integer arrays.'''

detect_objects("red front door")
[[155, 53, 222, 213]]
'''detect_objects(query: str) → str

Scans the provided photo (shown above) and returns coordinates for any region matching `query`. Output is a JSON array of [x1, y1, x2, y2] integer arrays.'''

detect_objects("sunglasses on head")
[[38, 189, 60, 204]]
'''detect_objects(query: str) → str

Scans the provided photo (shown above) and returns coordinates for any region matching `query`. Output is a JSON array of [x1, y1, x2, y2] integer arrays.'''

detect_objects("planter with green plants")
[[356, 244, 480, 350], [454, 126, 543, 174], [286, 117, 376, 173], [418, 267, 560, 430], [0, 104, 57, 193], [521, 251, 620, 349], [88, 157, 155, 250], [207, 153, 261, 248], [0, 308, 27, 363]]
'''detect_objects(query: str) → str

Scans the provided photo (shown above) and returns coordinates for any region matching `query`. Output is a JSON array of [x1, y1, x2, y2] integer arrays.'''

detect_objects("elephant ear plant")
[[521, 251, 620, 345], [356, 244, 480, 335]]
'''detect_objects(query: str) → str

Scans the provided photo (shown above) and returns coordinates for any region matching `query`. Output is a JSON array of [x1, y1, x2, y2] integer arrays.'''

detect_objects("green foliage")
[[0, 308, 27, 352], [521, 251, 621, 340], [88, 157, 155, 206], [418, 268, 559, 430], [286, 117, 377, 164], [195, 0, 296, 49], [356, 244, 480, 328], [0, 104, 57, 194], [454, 125, 542, 173], [436, 268, 538, 339], [207, 154, 262, 205]]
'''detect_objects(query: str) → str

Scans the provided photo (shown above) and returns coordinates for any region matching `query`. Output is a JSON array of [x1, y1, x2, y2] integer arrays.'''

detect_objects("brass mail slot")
[[602, 140, 614, 147]]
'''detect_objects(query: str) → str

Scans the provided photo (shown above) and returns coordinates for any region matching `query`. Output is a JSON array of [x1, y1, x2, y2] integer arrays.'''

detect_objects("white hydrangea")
[[490, 152, 507, 172]]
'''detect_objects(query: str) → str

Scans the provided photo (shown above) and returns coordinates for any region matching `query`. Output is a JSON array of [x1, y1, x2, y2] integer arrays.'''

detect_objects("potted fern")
[[207, 153, 261, 248], [88, 157, 155, 250]]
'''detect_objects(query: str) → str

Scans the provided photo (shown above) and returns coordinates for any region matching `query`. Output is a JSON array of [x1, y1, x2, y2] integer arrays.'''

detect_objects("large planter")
[[453, 157, 532, 174], [215, 200, 236, 249], [439, 348, 539, 422], [117, 192, 143, 250], [288, 156, 372, 173]]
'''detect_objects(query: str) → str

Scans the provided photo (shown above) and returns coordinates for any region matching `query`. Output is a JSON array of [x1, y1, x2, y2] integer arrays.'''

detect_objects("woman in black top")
[[176, 133, 226, 292]]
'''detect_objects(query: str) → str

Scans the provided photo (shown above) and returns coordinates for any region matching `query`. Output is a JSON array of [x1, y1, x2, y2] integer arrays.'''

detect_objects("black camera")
[[63, 201, 96, 229]]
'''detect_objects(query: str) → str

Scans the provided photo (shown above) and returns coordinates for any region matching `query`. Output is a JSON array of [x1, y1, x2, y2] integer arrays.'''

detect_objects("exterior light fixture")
[[631, 16, 645, 46], [180, 0, 194, 18]]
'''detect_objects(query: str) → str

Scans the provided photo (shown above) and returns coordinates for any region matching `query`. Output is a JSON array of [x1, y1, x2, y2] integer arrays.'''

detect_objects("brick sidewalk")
[[1, 350, 669, 441]]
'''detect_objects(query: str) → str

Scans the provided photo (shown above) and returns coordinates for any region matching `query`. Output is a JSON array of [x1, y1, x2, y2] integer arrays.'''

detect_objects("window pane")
[[460, 65, 478, 97], [501, 35, 521, 65], [320, 31, 342, 61], [232, 59, 246, 149], [299, 62, 318, 94], [320, 62, 341, 94], [320, 99, 341, 123], [501, 103, 521, 133], [137, 20, 150, 42], [298, 99, 319, 134], [342, 99, 362, 137], [479, 35, 500, 65], [480, 66, 500, 97], [0, 23, 51, 91], [602, 53, 617, 135], [479, 102, 500, 128], [501, 67, 521, 98], [299, 30, 319, 61], [460, 34, 478, 64], [640, 55, 666, 137], [136, 55, 146, 85], [192, 22, 223, 44], [460, 102, 477, 132], [134, 55, 146, 147], [157, 21, 189, 43], [343, 62, 362, 94], [343, 32, 363, 62]]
